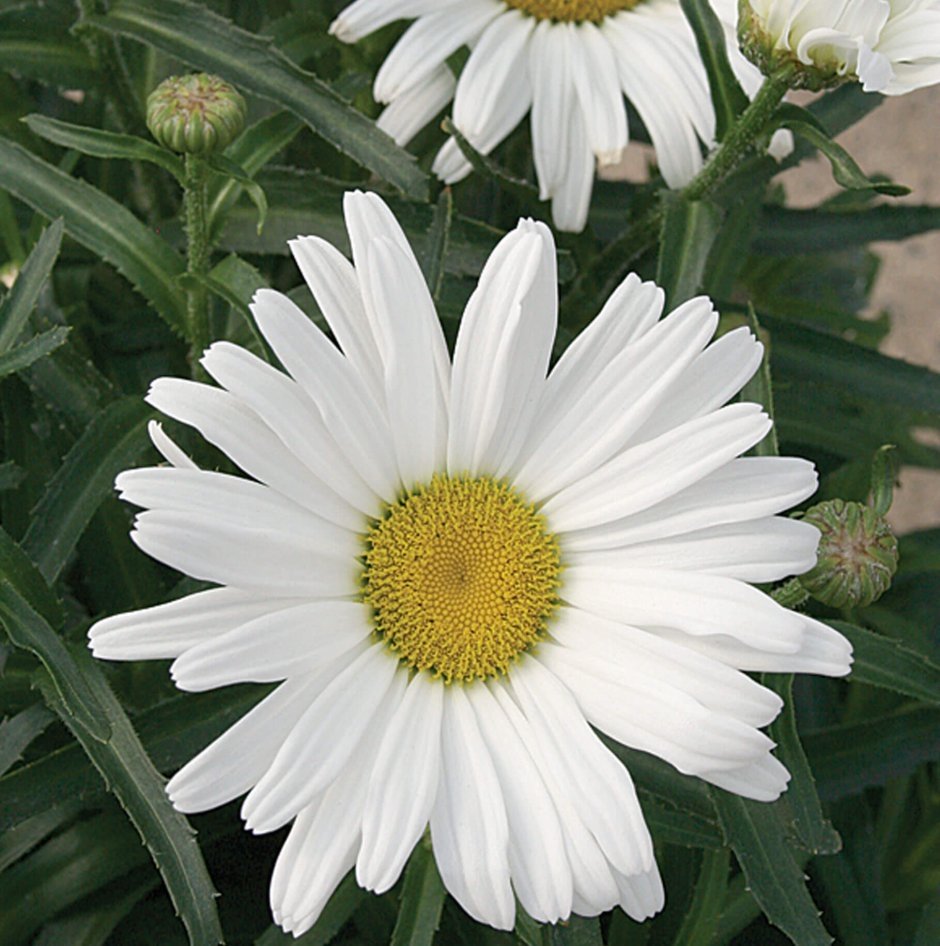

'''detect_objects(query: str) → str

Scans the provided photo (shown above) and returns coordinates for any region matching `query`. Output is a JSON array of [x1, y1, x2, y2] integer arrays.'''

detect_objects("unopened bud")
[[799, 499, 898, 608], [146, 74, 246, 155]]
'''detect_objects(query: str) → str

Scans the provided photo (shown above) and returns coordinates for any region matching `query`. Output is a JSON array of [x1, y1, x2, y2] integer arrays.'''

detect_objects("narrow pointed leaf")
[[391, 844, 446, 946], [673, 848, 730, 946], [0, 137, 187, 333], [657, 192, 723, 308], [22, 397, 153, 584], [0, 325, 69, 378], [87, 0, 429, 198], [419, 189, 453, 304], [22, 115, 185, 181], [0, 703, 54, 777]]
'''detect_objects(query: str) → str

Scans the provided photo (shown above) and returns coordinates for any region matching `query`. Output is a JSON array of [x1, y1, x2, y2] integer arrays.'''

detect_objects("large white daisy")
[[89, 190, 851, 936], [329, 0, 772, 231]]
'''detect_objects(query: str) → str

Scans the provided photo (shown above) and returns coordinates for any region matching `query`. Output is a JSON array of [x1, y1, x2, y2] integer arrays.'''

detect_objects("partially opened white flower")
[[736, 0, 940, 92], [89, 191, 851, 936], [330, 1, 771, 231]]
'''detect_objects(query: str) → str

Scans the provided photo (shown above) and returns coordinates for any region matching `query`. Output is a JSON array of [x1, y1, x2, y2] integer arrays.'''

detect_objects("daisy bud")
[[799, 499, 898, 608], [146, 73, 246, 155], [737, 0, 940, 94]]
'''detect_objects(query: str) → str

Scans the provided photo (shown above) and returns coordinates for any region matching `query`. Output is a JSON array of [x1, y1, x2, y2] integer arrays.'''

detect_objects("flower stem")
[[184, 153, 210, 373], [561, 70, 792, 331]]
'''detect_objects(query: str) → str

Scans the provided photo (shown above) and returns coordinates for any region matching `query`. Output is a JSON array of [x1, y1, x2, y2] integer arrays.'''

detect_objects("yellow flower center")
[[363, 474, 561, 683], [504, 0, 644, 23]]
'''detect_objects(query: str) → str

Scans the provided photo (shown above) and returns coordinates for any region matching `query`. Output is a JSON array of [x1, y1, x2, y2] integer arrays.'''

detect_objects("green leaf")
[[35, 646, 224, 946], [765, 674, 841, 855], [88, 0, 429, 199], [419, 189, 454, 304], [656, 193, 723, 309], [753, 204, 940, 255], [679, 0, 748, 140], [775, 107, 909, 196], [0, 702, 54, 777], [0, 804, 81, 874], [0, 216, 62, 353], [391, 843, 447, 946], [832, 622, 940, 705], [0, 34, 96, 88], [0, 324, 69, 377], [22, 114, 185, 181], [256, 872, 366, 946], [0, 810, 149, 946], [22, 397, 153, 584], [547, 917, 603, 946], [0, 460, 25, 491], [712, 792, 832, 945], [208, 153, 268, 234], [805, 707, 940, 800], [0, 136, 188, 334], [869, 444, 898, 516], [672, 848, 730, 946], [740, 308, 779, 458]]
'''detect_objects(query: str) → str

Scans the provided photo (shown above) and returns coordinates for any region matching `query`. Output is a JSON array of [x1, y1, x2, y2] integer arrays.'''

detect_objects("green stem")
[[561, 70, 792, 330], [184, 154, 210, 373]]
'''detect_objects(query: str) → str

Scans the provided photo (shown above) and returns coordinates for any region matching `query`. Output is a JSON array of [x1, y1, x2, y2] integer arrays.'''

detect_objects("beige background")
[[781, 89, 940, 535]]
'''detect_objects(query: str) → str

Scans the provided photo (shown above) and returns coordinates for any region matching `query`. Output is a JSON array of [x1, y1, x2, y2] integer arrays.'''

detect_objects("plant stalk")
[[184, 154, 210, 373]]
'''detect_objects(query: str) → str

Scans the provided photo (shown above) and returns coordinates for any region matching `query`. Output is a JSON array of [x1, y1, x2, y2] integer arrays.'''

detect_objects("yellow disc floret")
[[363, 475, 561, 682], [504, 0, 644, 23]]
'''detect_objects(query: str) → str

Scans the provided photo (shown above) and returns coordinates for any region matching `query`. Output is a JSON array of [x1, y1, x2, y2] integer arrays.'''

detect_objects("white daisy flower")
[[329, 0, 771, 231], [89, 191, 851, 936], [737, 0, 940, 93]]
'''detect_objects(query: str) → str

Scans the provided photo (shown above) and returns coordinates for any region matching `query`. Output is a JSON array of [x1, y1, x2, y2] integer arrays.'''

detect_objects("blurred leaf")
[[832, 622, 940, 705], [23, 115, 185, 181], [419, 189, 453, 304], [656, 193, 723, 308], [712, 792, 832, 945], [806, 706, 940, 800], [0, 460, 25, 491], [22, 397, 153, 584], [35, 646, 223, 946], [753, 204, 940, 255], [868, 444, 897, 516], [914, 887, 940, 946], [0, 27, 95, 88], [546, 916, 603, 945], [0, 804, 80, 873], [0, 325, 69, 377], [208, 152, 267, 234], [679, 0, 748, 140], [0, 701, 53, 777], [0, 810, 149, 946], [765, 675, 841, 855], [0, 136, 188, 334], [672, 847, 729, 946], [0, 216, 63, 353], [390, 843, 446, 946], [88, 0, 429, 199], [776, 107, 908, 196]]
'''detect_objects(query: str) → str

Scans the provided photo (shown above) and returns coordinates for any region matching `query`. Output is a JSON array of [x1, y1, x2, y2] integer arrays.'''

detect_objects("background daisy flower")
[[89, 191, 851, 936], [329, 1, 774, 230]]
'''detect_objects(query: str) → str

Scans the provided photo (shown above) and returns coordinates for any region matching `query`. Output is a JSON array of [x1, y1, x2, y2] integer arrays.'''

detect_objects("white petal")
[[373, 2, 500, 103], [360, 237, 449, 485], [147, 420, 196, 469], [147, 377, 364, 531], [561, 565, 805, 654], [167, 671, 331, 813], [272, 678, 402, 935], [547, 605, 783, 728], [131, 509, 358, 598], [169, 600, 374, 692], [509, 656, 654, 876], [430, 686, 515, 930], [562, 456, 818, 552], [543, 404, 772, 533], [377, 63, 455, 146], [569, 516, 821, 584], [570, 22, 627, 164], [329, 0, 461, 43], [529, 20, 573, 199], [357, 673, 443, 893], [448, 222, 556, 476], [201, 342, 381, 516], [539, 642, 774, 778], [242, 644, 404, 833], [516, 296, 717, 499], [469, 683, 573, 924], [288, 235, 384, 407], [250, 288, 399, 502], [699, 752, 791, 802], [550, 94, 595, 232], [88, 587, 296, 661], [613, 862, 665, 922]]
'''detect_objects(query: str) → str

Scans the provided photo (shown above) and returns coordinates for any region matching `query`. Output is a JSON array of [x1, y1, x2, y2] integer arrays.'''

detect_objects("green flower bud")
[[799, 499, 899, 608], [146, 74, 246, 155]]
